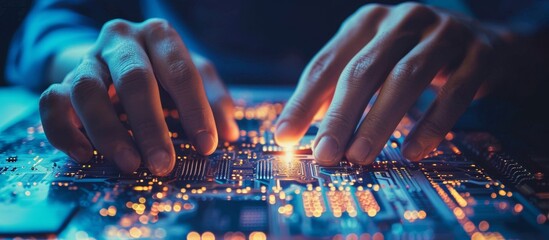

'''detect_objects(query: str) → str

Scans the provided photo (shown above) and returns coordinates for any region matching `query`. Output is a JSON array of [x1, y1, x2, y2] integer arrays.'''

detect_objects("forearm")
[[6, 0, 143, 90]]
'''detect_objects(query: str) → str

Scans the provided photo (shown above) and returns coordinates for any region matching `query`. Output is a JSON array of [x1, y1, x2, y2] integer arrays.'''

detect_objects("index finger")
[[140, 19, 218, 155], [274, 5, 388, 146]]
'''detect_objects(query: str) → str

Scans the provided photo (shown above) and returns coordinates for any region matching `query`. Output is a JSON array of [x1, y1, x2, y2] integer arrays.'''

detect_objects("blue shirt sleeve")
[[5, 0, 143, 90]]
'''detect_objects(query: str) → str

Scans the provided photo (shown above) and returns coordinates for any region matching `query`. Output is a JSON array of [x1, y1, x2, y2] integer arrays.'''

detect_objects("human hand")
[[275, 3, 494, 165], [39, 18, 238, 176]]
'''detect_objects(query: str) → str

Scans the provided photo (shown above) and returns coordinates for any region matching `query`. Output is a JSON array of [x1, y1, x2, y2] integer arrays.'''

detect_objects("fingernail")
[[403, 141, 423, 161], [274, 121, 294, 145], [147, 149, 172, 176], [195, 131, 216, 155], [348, 138, 371, 163], [69, 146, 91, 163], [115, 149, 141, 174], [314, 136, 339, 164]]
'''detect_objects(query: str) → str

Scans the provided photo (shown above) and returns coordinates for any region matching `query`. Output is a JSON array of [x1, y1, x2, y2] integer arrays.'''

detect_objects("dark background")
[[0, 0, 33, 86]]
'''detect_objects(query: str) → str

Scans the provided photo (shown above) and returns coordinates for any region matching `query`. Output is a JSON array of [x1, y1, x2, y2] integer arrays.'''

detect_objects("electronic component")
[[0, 89, 547, 239], [6, 155, 17, 162]]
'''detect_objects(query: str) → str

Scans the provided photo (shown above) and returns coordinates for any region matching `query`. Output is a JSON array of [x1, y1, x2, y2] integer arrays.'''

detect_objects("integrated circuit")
[[0, 89, 548, 239]]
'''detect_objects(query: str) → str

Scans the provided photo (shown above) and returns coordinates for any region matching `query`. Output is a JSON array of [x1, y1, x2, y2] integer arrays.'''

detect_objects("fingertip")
[[147, 149, 175, 176], [195, 131, 217, 155], [212, 98, 240, 142], [226, 125, 240, 142], [313, 135, 340, 166], [273, 121, 300, 146], [346, 149, 375, 166], [402, 140, 424, 161], [156, 155, 176, 177], [345, 138, 373, 165], [314, 157, 339, 167], [220, 119, 240, 142], [68, 144, 93, 164], [115, 148, 142, 174]]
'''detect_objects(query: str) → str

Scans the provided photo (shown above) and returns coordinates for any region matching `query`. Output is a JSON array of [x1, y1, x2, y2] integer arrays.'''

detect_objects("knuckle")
[[398, 2, 432, 15], [164, 60, 194, 92], [392, 62, 419, 81], [116, 64, 151, 91], [142, 18, 175, 35], [168, 59, 192, 79], [304, 56, 329, 86], [118, 61, 150, 80], [395, 2, 437, 28], [70, 75, 103, 101], [397, 1, 422, 9], [325, 111, 353, 129], [70, 80, 105, 107], [102, 19, 132, 35], [70, 59, 109, 93], [39, 84, 64, 109], [344, 54, 375, 87], [115, 47, 140, 65], [355, 3, 386, 18], [143, 18, 170, 29], [343, 4, 386, 30], [71, 75, 101, 96]]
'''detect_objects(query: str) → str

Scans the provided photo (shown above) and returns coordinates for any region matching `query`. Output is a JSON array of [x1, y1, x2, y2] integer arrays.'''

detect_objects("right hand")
[[39, 18, 238, 176]]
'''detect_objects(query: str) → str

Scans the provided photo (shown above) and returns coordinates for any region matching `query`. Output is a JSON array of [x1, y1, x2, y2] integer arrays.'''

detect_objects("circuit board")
[[0, 88, 548, 239]]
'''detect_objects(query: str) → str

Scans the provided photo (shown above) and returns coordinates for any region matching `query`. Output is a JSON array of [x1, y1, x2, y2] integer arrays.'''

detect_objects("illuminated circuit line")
[[430, 181, 503, 239], [446, 184, 468, 208]]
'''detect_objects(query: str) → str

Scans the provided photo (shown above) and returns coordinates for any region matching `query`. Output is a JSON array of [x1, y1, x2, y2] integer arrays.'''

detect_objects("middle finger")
[[99, 20, 175, 176], [313, 4, 437, 165]]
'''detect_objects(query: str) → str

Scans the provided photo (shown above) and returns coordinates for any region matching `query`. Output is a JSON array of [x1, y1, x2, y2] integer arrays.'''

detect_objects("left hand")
[[274, 2, 496, 165]]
